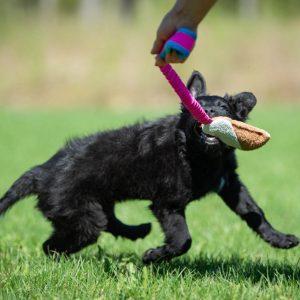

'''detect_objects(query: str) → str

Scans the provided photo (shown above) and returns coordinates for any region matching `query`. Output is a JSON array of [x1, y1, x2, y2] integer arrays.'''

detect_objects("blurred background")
[[0, 0, 299, 110]]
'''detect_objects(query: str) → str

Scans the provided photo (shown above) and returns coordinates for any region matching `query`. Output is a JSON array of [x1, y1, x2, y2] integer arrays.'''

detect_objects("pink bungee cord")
[[160, 64, 212, 125]]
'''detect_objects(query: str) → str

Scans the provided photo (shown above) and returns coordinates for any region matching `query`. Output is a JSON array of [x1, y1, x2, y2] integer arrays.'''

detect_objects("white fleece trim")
[[202, 118, 241, 149]]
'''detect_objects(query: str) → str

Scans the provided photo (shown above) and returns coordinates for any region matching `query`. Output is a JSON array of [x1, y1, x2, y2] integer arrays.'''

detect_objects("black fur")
[[0, 71, 298, 262]]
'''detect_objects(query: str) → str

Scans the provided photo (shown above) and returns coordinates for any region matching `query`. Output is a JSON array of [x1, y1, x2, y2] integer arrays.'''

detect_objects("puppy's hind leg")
[[105, 206, 151, 241], [219, 173, 299, 249], [43, 228, 97, 256], [43, 202, 108, 256]]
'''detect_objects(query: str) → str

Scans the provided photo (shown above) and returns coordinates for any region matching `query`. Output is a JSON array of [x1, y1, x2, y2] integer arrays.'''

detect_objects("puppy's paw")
[[266, 232, 299, 249], [142, 246, 170, 264], [42, 241, 66, 260]]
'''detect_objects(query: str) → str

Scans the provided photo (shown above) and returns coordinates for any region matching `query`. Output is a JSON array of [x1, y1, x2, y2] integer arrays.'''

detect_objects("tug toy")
[[159, 28, 270, 150]]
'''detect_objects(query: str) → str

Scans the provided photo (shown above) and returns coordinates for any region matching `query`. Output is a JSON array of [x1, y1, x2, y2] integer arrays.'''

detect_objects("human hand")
[[159, 28, 197, 68], [151, 12, 188, 67], [151, 0, 216, 66]]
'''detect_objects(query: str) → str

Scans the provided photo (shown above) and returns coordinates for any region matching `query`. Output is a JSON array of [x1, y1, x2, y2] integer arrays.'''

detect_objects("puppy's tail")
[[0, 166, 41, 215]]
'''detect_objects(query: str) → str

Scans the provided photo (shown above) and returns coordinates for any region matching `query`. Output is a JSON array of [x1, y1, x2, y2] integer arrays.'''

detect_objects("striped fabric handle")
[[160, 28, 197, 60]]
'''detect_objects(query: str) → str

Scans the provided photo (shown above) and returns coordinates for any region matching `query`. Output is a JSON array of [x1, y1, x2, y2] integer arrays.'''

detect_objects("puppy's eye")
[[220, 105, 228, 110], [216, 101, 228, 109]]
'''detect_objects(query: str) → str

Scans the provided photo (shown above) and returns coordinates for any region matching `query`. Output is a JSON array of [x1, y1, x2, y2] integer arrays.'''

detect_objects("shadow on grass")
[[166, 254, 300, 284], [77, 246, 300, 284]]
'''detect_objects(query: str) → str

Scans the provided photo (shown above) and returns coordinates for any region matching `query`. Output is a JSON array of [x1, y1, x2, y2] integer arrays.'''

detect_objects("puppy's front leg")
[[142, 207, 192, 263], [218, 173, 299, 249]]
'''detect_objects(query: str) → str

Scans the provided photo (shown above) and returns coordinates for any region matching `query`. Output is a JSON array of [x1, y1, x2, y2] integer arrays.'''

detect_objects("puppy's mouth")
[[205, 135, 220, 146], [193, 124, 223, 153]]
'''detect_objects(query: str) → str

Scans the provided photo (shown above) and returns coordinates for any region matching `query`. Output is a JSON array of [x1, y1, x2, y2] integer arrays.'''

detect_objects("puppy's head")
[[184, 71, 257, 154]]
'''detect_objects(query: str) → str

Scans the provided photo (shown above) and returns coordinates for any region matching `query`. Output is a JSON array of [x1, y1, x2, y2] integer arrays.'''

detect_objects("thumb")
[[151, 38, 165, 55]]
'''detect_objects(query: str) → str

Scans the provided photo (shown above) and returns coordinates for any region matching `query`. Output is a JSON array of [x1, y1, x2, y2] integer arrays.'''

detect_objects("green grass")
[[0, 106, 300, 299]]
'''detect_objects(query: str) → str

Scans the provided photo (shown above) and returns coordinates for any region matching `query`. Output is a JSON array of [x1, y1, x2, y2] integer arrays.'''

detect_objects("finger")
[[164, 52, 173, 64], [155, 55, 166, 67], [151, 20, 176, 54], [179, 57, 187, 64], [165, 52, 180, 64], [151, 38, 165, 54], [170, 50, 180, 62], [169, 50, 187, 64]]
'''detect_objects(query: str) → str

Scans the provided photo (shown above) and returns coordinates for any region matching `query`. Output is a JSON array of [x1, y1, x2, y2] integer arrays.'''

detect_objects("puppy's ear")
[[227, 92, 257, 121], [187, 71, 207, 98]]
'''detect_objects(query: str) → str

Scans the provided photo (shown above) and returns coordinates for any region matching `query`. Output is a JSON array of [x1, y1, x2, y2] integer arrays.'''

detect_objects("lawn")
[[0, 106, 299, 299]]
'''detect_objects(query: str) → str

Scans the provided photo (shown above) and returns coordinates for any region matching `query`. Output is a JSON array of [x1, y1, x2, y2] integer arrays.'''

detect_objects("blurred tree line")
[[219, 0, 300, 17], [1, 0, 300, 19]]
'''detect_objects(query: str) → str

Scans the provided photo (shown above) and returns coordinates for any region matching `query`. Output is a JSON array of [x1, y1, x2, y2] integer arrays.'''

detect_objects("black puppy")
[[0, 71, 298, 263]]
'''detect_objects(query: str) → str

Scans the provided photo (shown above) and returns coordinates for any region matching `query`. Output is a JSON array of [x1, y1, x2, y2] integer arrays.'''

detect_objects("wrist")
[[169, 4, 199, 31], [170, 0, 216, 31], [176, 13, 199, 32]]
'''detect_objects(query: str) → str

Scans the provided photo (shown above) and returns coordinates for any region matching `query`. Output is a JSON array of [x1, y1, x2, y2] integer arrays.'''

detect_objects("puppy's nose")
[[205, 109, 215, 116]]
